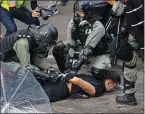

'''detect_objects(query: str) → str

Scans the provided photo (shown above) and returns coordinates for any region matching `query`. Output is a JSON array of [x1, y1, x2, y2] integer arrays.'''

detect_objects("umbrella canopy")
[[0, 61, 51, 113]]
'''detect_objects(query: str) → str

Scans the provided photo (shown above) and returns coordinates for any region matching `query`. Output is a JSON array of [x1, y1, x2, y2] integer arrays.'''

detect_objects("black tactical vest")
[[72, 23, 110, 56]]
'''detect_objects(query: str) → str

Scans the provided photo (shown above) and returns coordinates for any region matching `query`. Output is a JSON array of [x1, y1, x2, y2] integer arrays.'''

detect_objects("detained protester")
[[0, 24, 58, 75], [40, 69, 121, 102], [0, 0, 40, 36], [53, 0, 113, 77], [106, 0, 144, 106]]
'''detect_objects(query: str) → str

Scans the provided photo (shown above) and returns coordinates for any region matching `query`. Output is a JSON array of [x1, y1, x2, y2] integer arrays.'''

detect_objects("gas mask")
[[73, 13, 84, 25], [73, 13, 91, 34]]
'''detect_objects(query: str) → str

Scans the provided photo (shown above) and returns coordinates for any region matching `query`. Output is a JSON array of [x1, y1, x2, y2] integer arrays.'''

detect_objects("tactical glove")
[[64, 70, 76, 81]]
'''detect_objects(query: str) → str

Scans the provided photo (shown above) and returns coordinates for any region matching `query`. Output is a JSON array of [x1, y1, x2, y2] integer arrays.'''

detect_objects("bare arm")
[[69, 77, 96, 96]]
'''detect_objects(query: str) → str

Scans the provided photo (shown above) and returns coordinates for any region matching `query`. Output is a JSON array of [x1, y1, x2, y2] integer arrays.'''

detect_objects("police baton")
[[112, 17, 121, 66]]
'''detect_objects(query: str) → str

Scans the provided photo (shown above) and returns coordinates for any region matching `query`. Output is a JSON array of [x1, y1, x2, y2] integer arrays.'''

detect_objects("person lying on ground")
[[39, 70, 120, 102]]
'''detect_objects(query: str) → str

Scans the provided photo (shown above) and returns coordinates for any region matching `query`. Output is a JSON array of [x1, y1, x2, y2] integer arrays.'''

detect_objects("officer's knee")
[[13, 38, 28, 50]]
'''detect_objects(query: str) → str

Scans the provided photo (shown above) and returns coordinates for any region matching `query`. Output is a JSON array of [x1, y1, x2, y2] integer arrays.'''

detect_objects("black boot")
[[116, 93, 137, 106], [116, 78, 137, 106]]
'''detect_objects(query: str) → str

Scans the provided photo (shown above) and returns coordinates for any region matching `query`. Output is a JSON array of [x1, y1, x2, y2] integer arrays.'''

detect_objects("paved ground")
[[0, 1, 144, 113]]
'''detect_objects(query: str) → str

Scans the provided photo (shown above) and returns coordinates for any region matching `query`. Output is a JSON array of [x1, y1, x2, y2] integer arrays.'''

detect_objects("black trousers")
[[125, 0, 144, 49], [40, 81, 69, 102]]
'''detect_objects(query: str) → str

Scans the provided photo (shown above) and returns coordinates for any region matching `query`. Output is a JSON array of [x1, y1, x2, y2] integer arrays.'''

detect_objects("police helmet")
[[73, 0, 93, 14], [73, 0, 107, 22], [35, 24, 58, 57]]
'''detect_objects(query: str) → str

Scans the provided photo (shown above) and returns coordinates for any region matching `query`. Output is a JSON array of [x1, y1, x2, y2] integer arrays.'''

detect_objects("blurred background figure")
[[0, 0, 40, 36], [61, 0, 68, 6], [46, 1, 58, 16]]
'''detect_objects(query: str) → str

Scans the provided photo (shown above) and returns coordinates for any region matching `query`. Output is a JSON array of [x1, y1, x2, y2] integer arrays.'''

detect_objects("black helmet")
[[73, 0, 93, 14], [33, 24, 58, 57], [73, 1, 93, 25], [73, 0, 107, 22], [37, 24, 58, 43]]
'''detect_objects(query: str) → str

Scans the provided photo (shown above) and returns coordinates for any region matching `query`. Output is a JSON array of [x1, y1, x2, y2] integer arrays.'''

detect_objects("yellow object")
[[1, 0, 26, 11]]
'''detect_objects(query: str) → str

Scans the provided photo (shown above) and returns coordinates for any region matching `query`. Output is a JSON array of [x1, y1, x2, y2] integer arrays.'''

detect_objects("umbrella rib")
[[8, 70, 29, 103], [27, 100, 38, 113], [12, 98, 49, 107], [1, 67, 7, 103], [11, 85, 36, 102]]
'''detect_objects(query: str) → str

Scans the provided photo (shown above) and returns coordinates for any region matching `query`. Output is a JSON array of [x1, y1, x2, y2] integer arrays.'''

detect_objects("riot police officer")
[[0, 23, 58, 71], [53, 0, 112, 77], [107, 0, 144, 106]]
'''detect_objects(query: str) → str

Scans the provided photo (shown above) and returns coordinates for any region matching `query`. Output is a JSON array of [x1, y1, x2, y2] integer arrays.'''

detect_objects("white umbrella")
[[0, 62, 51, 113]]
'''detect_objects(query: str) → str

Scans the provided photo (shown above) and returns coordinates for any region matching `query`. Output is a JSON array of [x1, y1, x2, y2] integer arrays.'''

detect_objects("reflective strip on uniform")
[[126, 4, 143, 13], [126, 4, 144, 27], [131, 21, 144, 27]]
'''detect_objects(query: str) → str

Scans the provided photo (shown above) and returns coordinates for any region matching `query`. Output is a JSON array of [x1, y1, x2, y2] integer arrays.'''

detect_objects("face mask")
[[73, 13, 84, 25]]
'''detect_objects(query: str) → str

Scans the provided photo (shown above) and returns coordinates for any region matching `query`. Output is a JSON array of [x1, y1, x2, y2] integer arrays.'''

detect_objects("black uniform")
[[41, 74, 106, 102], [124, 0, 144, 49]]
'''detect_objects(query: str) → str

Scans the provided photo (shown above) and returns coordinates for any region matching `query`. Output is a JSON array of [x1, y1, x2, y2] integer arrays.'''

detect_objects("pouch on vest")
[[108, 38, 134, 61]]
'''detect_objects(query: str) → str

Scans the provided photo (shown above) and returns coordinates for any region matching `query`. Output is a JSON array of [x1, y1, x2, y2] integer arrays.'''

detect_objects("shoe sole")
[[48, 10, 58, 17], [52, 10, 58, 16], [116, 100, 137, 106]]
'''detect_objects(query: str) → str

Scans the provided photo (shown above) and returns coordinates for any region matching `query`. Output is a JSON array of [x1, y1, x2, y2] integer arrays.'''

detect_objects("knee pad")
[[53, 40, 65, 52], [53, 40, 66, 73], [124, 77, 135, 93]]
